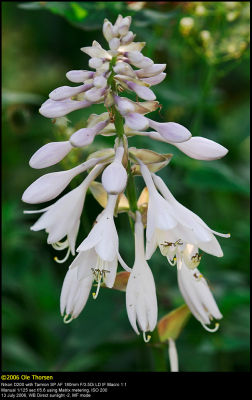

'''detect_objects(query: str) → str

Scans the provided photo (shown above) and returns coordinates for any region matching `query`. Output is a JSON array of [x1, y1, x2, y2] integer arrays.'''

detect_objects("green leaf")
[[185, 163, 249, 194]]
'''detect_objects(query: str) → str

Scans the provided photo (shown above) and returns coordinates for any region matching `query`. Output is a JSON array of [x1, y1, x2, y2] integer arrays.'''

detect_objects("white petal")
[[66, 70, 94, 83], [39, 99, 91, 118], [173, 136, 228, 160], [29, 141, 72, 169], [148, 120, 191, 143], [124, 113, 149, 131], [103, 257, 118, 288], [126, 276, 139, 334]]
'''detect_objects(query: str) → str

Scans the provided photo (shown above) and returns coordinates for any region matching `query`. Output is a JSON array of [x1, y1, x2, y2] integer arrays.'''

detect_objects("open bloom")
[[126, 211, 158, 342], [177, 252, 223, 332], [24, 164, 104, 260], [139, 163, 230, 261], [69, 195, 131, 302]]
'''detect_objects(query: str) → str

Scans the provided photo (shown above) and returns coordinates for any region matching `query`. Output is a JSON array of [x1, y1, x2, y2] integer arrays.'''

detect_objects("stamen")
[[201, 322, 220, 333], [52, 239, 69, 250], [143, 332, 151, 343], [167, 256, 177, 267], [63, 314, 74, 324], [92, 271, 102, 299], [54, 246, 71, 264]]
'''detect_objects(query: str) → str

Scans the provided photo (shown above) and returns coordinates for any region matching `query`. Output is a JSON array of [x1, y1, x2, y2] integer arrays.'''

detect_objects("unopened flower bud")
[[102, 146, 127, 194], [89, 57, 103, 69], [103, 19, 114, 42], [93, 75, 107, 88], [109, 38, 121, 51], [66, 70, 94, 83]]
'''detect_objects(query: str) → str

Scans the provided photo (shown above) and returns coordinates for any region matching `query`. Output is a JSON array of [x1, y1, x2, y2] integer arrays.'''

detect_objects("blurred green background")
[[2, 1, 250, 372]]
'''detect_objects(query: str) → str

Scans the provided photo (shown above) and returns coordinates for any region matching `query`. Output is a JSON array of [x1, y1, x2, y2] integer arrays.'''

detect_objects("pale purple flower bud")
[[173, 137, 228, 160], [22, 158, 102, 204], [124, 113, 149, 131], [126, 52, 153, 68], [103, 19, 114, 42], [113, 62, 136, 78], [147, 119, 191, 143], [127, 81, 156, 101], [93, 75, 107, 88], [141, 72, 166, 86], [29, 141, 73, 169], [66, 70, 94, 83], [88, 57, 103, 69], [136, 64, 166, 78], [121, 31, 135, 45], [102, 146, 127, 194], [70, 119, 109, 148], [126, 51, 144, 64], [39, 99, 92, 118], [85, 87, 107, 103], [109, 37, 121, 51], [114, 95, 135, 115], [118, 17, 132, 36], [49, 83, 93, 101]]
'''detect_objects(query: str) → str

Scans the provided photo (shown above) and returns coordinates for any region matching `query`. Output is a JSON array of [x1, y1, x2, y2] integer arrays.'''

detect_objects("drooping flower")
[[177, 253, 223, 332], [139, 163, 230, 261], [126, 211, 158, 342]]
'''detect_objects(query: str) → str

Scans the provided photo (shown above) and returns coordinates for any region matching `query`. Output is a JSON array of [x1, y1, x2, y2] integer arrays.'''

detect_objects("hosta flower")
[[177, 253, 223, 332], [60, 267, 93, 323], [23, 12, 230, 364], [126, 211, 158, 341], [69, 195, 131, 302], [24, 164, 104, 261], [139, 163, 230, 261]]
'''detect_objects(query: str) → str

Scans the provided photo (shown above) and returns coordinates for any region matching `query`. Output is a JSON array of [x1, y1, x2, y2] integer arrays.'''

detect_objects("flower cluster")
[[23, 15, 230, 356]]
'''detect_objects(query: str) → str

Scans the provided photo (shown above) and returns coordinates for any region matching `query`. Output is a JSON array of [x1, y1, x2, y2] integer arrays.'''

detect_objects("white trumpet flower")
[[60, 267, 93, 323], [72, 195, 130, 299], [126, 211, 158, 342], [24, 164, 105, 260], [139, 163, 229, 260], [177, 255, 223, 331]]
